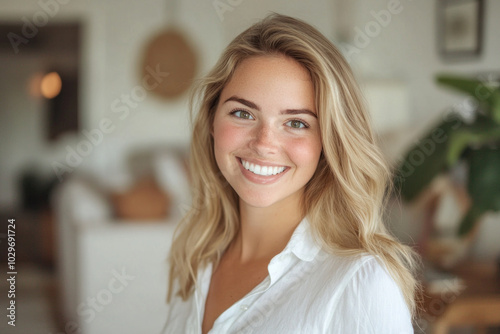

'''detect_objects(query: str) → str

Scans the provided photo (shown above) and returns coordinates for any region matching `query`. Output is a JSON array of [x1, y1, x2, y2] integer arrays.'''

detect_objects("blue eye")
[[286, 120, 307, 129], [231, 110, 254, 119]]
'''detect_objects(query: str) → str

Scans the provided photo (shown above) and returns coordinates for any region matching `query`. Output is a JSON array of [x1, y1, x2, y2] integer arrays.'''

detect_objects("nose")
[[249, 122, 278, 156]]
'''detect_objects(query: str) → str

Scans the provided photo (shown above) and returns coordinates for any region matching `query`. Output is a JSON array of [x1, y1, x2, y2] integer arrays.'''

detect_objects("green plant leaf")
[[458, 205, 486, 236], [492, 93, 500, 124], [459, 147, 500, 236], [394, 115, 464, 201], [446, 115, 500, 166], [466, 147, 500, 211], [436, 75, 500, 125]]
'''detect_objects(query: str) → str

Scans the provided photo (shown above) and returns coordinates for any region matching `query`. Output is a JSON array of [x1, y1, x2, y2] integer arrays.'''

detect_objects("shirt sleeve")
[[327, 256, 414, 334]]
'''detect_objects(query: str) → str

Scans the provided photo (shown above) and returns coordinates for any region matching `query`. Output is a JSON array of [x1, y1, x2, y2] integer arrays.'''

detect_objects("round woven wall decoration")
[[141, 28, 197, 99]]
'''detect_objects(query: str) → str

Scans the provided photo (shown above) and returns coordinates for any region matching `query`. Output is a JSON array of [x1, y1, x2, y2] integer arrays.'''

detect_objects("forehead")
[[219, 55, 315, 110], [234, 55, 311, 81]]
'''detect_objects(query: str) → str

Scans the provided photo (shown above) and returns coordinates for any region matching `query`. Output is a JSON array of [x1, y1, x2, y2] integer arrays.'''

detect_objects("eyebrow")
[[224, 95, 317, 118]]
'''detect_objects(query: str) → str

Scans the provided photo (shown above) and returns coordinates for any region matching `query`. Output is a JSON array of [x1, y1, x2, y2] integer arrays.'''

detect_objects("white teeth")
[[241, 159, 286, 176], [243, 160, 250, 170]]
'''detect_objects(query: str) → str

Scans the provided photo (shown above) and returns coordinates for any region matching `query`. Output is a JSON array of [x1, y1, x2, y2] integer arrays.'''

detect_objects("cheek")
[[213, 119, 245, 158], [286, 136, 322, 170]]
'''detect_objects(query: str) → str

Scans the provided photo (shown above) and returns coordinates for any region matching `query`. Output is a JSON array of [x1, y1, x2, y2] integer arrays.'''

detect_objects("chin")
[[236, 191, 280, 208]]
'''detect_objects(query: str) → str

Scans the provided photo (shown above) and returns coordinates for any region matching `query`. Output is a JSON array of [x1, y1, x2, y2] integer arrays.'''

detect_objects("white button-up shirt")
[[161, 218, 413, 333]]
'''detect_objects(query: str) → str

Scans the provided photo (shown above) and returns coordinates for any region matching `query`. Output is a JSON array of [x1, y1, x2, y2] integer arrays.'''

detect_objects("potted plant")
[[394, 74, 500, 242]]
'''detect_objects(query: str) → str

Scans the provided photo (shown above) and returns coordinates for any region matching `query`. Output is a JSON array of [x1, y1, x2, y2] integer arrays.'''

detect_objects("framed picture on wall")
[[438, 0, 484, 58]]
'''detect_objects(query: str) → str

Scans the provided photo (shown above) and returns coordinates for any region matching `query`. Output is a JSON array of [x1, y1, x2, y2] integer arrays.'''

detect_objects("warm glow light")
[[40, 72, 62, 99]]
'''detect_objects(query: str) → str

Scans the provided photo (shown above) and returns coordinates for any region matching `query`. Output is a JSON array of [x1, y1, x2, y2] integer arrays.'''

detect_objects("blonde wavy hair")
[[168, 13, 421, 317]]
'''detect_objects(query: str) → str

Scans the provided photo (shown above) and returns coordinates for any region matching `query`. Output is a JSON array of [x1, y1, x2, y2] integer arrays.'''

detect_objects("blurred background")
[[0, 0, 499, 333]]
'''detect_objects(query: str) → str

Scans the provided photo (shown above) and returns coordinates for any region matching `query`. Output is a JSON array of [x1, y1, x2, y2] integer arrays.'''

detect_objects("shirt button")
[[240, 304, 249, 311]]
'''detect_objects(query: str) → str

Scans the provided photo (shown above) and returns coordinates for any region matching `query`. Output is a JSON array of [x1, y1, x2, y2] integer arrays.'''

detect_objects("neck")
[[230, 193, 304, 263]]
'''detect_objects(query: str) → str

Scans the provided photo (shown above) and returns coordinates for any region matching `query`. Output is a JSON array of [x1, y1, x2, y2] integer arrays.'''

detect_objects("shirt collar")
[[282, 217, 322, 262]]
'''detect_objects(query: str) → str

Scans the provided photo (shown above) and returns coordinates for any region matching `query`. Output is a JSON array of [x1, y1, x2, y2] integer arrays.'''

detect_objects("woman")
[[163, 14, 420, 334]]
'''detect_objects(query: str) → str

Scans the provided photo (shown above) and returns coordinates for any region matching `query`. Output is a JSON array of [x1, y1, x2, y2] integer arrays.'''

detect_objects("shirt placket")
[[209, 276, 271, 333], [220, 253, 296, 333]]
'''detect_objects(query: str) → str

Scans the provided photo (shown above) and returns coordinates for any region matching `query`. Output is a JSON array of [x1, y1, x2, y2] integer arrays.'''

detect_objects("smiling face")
[[212, 55, 322, 209]]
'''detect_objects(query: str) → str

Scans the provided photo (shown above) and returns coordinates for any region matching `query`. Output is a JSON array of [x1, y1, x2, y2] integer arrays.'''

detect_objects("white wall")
[[334, 0, 500, 251], [0, 0, 335, 209], [336, 0, 500, 134], [217, 0, 334, 42], [0, 0, 106, 209]]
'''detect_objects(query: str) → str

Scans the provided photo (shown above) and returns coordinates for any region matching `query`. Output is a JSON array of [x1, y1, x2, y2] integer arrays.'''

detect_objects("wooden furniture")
[[422, 260, 500, 334]]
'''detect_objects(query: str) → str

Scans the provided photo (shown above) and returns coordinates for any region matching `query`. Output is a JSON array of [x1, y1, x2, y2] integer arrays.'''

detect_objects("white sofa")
[[53, 146, 192, 334], [53, 176, 179, 334]]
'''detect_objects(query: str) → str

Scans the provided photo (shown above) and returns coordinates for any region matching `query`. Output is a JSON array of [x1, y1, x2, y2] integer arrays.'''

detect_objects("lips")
[[240, 158, 287, 176]]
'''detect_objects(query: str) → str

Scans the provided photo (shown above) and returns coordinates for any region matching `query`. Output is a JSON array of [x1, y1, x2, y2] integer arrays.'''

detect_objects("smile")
[[240, 159, 287, 176]]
